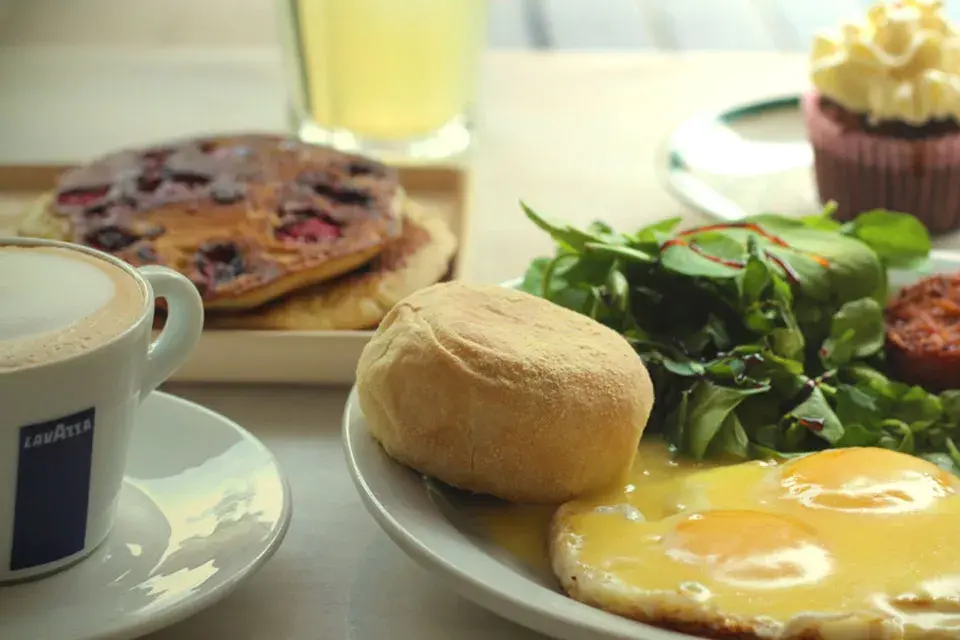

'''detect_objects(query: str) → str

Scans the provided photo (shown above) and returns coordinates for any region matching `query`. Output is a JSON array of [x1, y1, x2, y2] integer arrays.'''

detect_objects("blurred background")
[[4, 0, 960, 52], [2, 0, 945, 206]]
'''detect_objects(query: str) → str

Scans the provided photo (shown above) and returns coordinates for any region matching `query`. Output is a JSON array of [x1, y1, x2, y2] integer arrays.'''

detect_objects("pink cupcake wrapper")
[[801, 90, 960, 234]]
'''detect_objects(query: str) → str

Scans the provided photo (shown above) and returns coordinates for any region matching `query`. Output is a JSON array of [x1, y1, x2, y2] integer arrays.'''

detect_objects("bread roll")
[[355, 282, 654, 504]]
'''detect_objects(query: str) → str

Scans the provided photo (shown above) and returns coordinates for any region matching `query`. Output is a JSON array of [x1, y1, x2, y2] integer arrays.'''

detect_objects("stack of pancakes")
[[16, 134, 458, 330]]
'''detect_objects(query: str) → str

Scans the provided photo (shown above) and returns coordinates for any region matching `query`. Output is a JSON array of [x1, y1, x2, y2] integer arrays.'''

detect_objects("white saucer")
[[0, 391, 292, 640]]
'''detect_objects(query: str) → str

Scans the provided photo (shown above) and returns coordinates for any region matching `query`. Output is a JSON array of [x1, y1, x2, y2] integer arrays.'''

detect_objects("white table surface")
[[1, 43, 813, 639]]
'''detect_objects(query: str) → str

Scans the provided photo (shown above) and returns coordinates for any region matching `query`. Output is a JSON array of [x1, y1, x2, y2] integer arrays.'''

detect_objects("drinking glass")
[[278, 0, 487, 163]]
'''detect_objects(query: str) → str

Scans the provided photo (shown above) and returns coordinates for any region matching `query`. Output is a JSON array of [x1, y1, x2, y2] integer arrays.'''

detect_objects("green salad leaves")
[[519, 202, 960, 473]]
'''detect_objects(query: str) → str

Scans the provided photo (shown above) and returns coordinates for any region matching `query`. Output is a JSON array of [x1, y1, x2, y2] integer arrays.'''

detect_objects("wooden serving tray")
[[0, 164, 472, 385]]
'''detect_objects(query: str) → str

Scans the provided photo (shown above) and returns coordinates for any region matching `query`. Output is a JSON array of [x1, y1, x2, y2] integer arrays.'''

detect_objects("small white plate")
[[663, 95, 960, 249], [0, 391, 292, 640], [345, 256, 960, 640], [663, 95, 815, 223]]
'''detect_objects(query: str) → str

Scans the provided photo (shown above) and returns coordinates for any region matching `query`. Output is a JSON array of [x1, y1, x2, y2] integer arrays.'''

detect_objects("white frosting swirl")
[[811, 0, 960, 125]]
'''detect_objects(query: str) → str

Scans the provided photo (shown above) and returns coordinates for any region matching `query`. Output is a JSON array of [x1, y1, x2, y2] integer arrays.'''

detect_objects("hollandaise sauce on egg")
[[471, 440, 960, 638]]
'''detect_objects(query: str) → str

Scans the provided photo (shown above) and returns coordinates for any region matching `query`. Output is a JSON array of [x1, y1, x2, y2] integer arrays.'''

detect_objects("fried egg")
[[549, 444, 960, 638], [472, 441, 960, 638]]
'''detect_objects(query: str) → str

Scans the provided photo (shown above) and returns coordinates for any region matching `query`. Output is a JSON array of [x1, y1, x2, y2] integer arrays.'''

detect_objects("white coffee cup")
[[0, 238, 204, 583]]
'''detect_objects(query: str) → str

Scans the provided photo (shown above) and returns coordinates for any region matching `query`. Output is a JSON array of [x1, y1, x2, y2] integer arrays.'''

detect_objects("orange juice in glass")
[[279, 0, 487, 162]]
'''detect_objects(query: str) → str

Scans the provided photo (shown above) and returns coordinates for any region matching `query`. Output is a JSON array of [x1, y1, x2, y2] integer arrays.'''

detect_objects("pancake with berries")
[[205, 200, 457, 331], [17, 134, 403, 311]]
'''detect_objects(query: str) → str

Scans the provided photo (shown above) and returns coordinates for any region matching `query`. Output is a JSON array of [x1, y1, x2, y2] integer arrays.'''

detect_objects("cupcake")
[[803, 0, 960, 233]]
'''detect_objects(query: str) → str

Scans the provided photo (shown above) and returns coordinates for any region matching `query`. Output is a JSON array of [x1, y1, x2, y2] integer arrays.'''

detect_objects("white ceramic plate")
[[0, 391, 292, 640], [343, 386, 692, 640], [661, 94, 960, 249], [345, 255, 960, 640]]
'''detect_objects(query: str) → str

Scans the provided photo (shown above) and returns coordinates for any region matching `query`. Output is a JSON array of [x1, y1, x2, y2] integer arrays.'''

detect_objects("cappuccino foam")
[[0, 245, 145, 371]]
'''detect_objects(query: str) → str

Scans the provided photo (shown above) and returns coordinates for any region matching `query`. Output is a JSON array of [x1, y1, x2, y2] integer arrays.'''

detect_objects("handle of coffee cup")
[[138, 265, 205, 400]]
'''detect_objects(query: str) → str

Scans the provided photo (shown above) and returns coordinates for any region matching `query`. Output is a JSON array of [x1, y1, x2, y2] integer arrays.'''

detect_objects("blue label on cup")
[[10, 408, 95, 571]]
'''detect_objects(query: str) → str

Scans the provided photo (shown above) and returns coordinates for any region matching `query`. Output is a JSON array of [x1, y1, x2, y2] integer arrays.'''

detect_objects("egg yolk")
[[776, 448, 959, 514], [664, 510, 833, 589]]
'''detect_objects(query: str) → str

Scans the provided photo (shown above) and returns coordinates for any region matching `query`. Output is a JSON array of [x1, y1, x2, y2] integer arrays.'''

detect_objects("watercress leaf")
[[743, 302, 778, 334], [772, 269, 801, 318], [632, 340, 706, 377], [882, 419, 915, 453], [834, 384, 881, 426], [678, 327, 711, 355], [660, 242, 742, 279], [785, 386, 845, 444], [769, 226, 885, 306], [726, 344, 765, 356], [520, 201, 606, 251], [890, 386, 943, 426], [733, 391, 784, 433], [762, 246, 834, 301], [587, 286, 605, 319], [841, 364, 900, 401], [663, 389, 690, 449], [750, 442, 808, 461], [586, 220, 617, 239], [519, 257, 550, 296], [798, 214, 842, 232], [605, 266, 630, 313], [628, 217, 683, 251], [823, 331, 857, 369], [551, 288, 591, 313], [712, 411, 750, 460], [704, 356, 746, 380], [531, 251, 585, 299], [744, 213, 805, 228], [947, 437, 960, 470], [623, 326, 650, 343], [845, 209, 932, 268], [820, 298, 885, 368], [751, 205, 841, 233], [879, 433, 901, 449], [633, 285, 664, 306], [770, 326, 805, 361], [662, 358, 706, 377], [674, 313, 735, 355], [690, 230, 748, 262], [737, 247, 772, 308], [753, 424, 784, 450], [836, 423, 882, 447], [683, 380, 770, 460], [584, 242, 655, 263], [739, 349, 805, 392], [783, 420, 810, 451], [705, 314, 733, 351], [793, 299, 824, 334], [562, 253, 615, 288], [941, 390, 960, 425], [870, 263, 892, 308], [780, 202, 840, 231]]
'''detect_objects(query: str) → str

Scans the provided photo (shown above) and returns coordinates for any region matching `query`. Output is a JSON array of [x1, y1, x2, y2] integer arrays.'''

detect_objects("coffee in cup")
[[0, 238, 204, 583], [0, 245, 145, 371]]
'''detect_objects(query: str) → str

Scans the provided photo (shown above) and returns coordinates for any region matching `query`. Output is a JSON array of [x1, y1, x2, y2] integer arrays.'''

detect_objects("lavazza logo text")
[[23, 417, 93, 450]]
